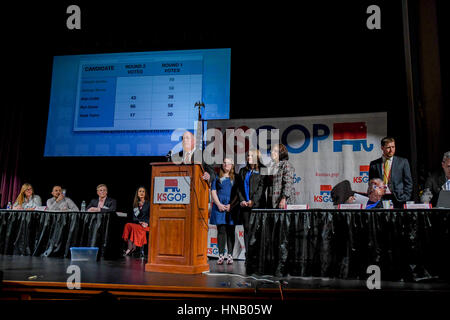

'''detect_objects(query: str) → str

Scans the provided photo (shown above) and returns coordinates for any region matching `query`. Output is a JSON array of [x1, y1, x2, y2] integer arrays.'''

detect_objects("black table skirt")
[[0, 210, 124, 259], [246, 209, 450, 281]]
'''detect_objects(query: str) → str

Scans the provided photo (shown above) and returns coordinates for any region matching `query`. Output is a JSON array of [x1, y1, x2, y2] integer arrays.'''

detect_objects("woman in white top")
[[13, 183, 42, 210]]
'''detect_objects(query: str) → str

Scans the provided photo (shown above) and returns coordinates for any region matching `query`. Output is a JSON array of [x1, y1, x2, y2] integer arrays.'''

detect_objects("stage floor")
[[1, 254, 450, 318], [1, 254, 449, 292]]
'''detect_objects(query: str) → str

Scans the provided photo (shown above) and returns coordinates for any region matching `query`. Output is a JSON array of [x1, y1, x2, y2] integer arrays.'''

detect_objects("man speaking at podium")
[[172, 131, 216, 184]]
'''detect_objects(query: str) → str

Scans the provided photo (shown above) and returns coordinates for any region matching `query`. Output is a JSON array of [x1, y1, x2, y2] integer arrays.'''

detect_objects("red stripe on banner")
[[333, 122, 367, 140], [164, 179, 178, 187], [360, 165, 370, 172], [320, 185, 332, 191]]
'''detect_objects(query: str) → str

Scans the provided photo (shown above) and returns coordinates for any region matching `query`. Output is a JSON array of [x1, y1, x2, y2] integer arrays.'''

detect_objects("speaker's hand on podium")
[[201, 172, 210, 181]]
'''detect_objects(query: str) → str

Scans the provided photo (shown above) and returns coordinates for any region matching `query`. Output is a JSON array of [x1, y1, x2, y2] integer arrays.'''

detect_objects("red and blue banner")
[[208, 112, 386, 208]]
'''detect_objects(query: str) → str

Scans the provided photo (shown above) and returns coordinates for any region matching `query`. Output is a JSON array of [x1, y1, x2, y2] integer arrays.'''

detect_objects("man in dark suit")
[[171, 131, 216, 184], [421, 151, 450, 206], [87, 184, 117, 212], [369, 137, 413, 208]]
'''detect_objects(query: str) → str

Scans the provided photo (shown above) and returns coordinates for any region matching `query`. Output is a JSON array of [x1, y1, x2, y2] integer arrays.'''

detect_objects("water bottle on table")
[[7, 201, 12, 210], [81, 200, 86, 212]]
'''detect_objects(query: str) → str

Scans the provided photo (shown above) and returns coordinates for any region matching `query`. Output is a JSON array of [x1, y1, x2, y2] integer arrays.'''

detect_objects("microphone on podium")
[[166, 150, 172, 162]]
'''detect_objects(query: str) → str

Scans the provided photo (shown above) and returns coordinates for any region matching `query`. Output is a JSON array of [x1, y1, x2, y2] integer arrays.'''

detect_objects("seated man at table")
[[331, 180, 356, 206], [365, 178, 386, 209], [421, 151, 450, 207], [87, 184, 117, 212], [46, 185, 79, 211]]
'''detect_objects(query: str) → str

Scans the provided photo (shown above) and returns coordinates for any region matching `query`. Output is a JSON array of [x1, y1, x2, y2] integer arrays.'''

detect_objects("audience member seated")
[[331, 180, 356, 206], [46, 185, 79, 211], [365, 178, 386, 209], [122, 186, 150, 257], [87, 184, 117, 212], [13, 183, 42, 210]]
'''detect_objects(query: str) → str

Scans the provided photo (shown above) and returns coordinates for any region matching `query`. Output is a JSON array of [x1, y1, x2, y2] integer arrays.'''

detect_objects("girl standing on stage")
[[237, 149, 266, 257], [122, 186, 150, 257], [210, 158, 238, 265]]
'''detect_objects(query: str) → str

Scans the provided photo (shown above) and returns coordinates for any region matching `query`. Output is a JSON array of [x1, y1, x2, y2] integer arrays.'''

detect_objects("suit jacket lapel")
[[377, 158, 383, 179], [439, 171, 446, 190], [390, 156, 397, 183]]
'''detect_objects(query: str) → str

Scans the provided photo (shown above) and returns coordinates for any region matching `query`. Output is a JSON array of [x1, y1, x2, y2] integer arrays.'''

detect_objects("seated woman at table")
[[122, 186, 150, 256], [46, 185, 79, 211], [87, 184, 117, 212], [365, 178, 386, 209], [13, 183, 42, 210], [237, 149, 266, 255], [267, 143, 296, 209]]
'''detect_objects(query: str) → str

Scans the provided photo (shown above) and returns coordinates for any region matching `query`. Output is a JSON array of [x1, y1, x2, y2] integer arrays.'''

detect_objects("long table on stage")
[[247, 208, 450, 281], [0, 209, 124, 259]]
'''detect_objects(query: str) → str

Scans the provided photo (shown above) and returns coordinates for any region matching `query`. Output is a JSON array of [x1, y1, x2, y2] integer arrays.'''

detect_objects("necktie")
[[383, 159, 390, 185], [184, 151, 191, 163]]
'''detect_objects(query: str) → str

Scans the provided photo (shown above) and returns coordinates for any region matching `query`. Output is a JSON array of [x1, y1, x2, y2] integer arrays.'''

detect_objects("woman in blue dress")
[[210, 158, 237, 265]]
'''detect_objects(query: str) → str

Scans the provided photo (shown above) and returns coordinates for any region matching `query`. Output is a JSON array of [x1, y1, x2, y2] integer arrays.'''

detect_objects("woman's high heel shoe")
[[123, 247, 136, 257]]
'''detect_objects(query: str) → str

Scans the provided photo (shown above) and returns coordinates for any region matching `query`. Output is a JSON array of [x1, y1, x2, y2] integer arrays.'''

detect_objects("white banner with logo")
[[207, 224, 246, 260], [207, 112, 386, 208]]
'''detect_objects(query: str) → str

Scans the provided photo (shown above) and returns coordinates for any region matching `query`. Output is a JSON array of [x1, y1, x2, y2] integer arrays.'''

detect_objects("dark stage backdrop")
[[0, 1, 447, 210]]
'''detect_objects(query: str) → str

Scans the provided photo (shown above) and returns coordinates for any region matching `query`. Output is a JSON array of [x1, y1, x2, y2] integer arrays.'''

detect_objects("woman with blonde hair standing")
[[13, 183, 42, 210]]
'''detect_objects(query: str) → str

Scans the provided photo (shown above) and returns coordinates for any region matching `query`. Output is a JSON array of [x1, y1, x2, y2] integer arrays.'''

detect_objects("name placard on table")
[[337, 203, 364, 209], [286, 204, 310, 210], [403, 203, 432, 209]]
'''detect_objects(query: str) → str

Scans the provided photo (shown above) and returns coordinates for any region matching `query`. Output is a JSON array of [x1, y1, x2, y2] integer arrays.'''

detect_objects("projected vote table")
[[74, 59, 203, 131]]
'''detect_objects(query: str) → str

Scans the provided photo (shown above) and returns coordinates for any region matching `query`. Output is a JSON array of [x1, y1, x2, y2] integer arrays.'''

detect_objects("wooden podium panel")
[[145, 162, 210, 274]]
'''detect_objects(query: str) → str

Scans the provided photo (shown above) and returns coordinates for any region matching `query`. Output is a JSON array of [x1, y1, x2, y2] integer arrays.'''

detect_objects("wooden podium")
[[145, 162, 210, 274]]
